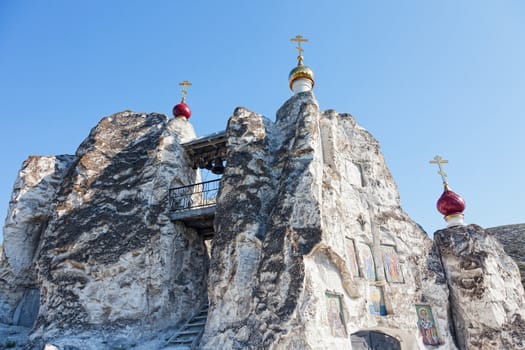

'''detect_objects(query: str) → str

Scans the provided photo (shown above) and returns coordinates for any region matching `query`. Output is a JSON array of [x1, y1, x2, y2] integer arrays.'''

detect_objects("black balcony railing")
[[169, 179, 221, 211]]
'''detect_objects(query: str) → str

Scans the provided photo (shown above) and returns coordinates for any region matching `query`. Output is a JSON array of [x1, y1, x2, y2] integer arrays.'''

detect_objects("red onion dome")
[[172, 102, 191, 119], [437, 189, 465, 217]]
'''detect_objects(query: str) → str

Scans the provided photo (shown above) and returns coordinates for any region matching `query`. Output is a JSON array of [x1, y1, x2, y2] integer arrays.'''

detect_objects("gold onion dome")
[[289, 35, 315, 91], [289, 62, 315, 90]]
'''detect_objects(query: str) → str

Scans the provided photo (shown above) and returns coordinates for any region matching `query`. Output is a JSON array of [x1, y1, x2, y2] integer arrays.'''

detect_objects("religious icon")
[[381, 245, 404, 283], [415, 304, 441, 345], [358, 243, 376, 281], [325, 292, 347, 338], [345, 238, 360, 278], [369, 286, 387, 316]]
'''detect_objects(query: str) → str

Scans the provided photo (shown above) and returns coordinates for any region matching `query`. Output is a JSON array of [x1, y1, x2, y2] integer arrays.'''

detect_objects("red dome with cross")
[[437, 189, 465, 217], [173, 80, 192, 119], [429, 155, 466, 226]]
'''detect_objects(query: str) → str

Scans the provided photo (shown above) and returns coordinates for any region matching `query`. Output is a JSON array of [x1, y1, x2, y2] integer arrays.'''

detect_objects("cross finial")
[[178, 80, 192, 102], [291, 34, 308, 65], [429, 155, 449, 189]]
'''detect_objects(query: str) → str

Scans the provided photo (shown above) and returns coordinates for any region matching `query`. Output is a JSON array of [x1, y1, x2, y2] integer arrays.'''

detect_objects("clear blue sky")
[[1, 1, 524, 242]]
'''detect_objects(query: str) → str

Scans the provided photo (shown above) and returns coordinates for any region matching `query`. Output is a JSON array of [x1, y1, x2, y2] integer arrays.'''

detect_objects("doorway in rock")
[[13, 288, 40, 327], [351, 330, 401, 350]]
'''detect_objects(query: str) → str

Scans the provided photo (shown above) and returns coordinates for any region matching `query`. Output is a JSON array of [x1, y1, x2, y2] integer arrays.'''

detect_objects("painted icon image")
[[369, 286, 387, 316], [381, 245, 404, 283], [345, 238, 360, 278], [358, 243, 376, 281], [415, 304, 441, 345], [325, 292, 347, 338]]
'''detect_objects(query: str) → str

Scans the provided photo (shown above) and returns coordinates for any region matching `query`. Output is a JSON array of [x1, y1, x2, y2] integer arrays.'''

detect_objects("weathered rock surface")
[[1, 112, 210, 348], [0, 323, 30, 349], [201, 92, 455, 349], [434, 224, 525, 349], [0, 155, 75, 325], [1, 96, 522, 350], [487, 223, 525, 287]]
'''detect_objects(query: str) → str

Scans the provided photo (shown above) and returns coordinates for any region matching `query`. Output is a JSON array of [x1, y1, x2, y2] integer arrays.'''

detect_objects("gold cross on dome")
[[429, 155, 449, 188], [291, 34, 308, 64], [178, 80, 192, 102]]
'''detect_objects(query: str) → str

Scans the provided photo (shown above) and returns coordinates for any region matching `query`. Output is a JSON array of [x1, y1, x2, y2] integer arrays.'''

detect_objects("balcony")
[[168, 131, 227, 239], [168, 179, 220, 239]]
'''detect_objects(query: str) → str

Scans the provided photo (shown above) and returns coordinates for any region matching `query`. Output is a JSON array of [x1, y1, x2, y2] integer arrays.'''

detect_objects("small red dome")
[[437, 189, 465, 217], [173, 102, 191, 119]]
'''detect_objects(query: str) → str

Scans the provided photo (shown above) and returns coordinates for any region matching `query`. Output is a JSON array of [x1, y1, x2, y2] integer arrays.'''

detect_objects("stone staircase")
[[164, 303, 208, 349]]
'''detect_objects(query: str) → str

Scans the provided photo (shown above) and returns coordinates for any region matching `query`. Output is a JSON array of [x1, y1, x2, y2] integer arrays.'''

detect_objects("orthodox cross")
[[291, 34, 308, 65], [429, 155, 449, 188], [179, 80, 192, 102]]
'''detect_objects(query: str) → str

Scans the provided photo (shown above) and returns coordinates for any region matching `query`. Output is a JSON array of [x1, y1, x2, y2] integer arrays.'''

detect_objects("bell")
[[211, 159, 225, 174]]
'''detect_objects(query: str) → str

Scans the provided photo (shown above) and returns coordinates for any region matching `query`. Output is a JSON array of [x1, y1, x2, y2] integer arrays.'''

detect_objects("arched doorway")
[[351, 330, 401, 350]]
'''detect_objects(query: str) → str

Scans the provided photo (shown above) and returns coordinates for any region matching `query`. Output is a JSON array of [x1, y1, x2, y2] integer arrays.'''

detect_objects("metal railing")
[[169, 179, 221, 211]]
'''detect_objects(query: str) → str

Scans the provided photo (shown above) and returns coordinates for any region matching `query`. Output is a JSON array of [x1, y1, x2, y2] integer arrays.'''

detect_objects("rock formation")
[[201, 92, 455, 349], [1, 112, 209, 349], [487, 223, 525, 287], [435, 224, 525, 349], [0, 155, 75, 327], [0, 93, 523, 350]]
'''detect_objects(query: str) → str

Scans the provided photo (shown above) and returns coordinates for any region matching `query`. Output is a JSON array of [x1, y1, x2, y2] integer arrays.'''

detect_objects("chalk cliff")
[[0, 155, 75, 327], [435, 224, 525, 349], [201, 92, 455, 349], [1, 112, 209, 349], [0, 97, 523, 350], [488, 223, 525, 287]]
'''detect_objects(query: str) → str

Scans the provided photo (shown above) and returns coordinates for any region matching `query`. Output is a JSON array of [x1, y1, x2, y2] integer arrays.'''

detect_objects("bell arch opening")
[[351, 330, 401, 350]]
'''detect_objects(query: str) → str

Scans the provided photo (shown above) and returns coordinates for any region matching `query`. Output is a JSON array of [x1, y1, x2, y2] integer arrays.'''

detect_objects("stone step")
[[166, 303, 208, 348], [177, 329, 201, 336], [169, 335, 195, 344], [169, 337, 195, 346], [192, 315, 207, 321], [185, 322, 206, 329], [166, 343, 192, 349]]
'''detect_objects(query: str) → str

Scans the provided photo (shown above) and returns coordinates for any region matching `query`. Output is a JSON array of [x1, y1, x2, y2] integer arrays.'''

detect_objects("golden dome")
[[289, 62, 315, 90]]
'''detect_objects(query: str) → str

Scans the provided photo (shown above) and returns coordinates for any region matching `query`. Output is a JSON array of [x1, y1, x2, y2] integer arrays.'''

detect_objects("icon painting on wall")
[[358, 243, 376, 281], [345, 238, 360, 278], [381, 245, 404, 283], [369, 286, 387, 316], [415, 304, 442, 345], [325, 292, 347, 338]]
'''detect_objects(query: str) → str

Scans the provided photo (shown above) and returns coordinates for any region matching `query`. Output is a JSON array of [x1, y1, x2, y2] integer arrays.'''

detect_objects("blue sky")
[[1, 1, 524, 242]]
